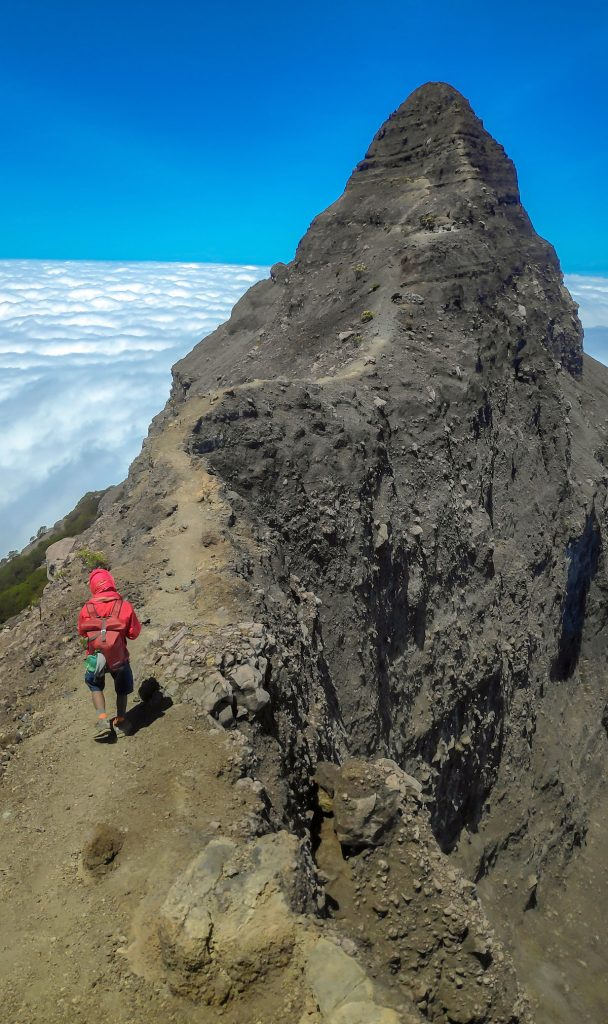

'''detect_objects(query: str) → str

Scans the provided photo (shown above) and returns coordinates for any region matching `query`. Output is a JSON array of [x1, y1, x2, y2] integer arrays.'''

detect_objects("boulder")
[[238, 687, 270, 714], [183, 671, 233, 715], [316, 759, 411, 849], [229, 661, 262, 692], [45, 537, 77, 579], [158, 831, 304, 1003], [305, 938, 402, 1024]]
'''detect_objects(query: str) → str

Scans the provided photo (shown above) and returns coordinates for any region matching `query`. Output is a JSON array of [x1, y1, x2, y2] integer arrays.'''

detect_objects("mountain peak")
[[354, 81, 520, 202]]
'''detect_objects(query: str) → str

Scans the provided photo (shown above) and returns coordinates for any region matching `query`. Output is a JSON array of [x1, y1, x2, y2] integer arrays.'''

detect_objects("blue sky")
[[0, 0, 606, 271], [0, 2, 606, 557]]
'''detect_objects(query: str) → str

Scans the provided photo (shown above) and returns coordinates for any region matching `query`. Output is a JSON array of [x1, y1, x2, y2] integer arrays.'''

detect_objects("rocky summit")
[[1, 82, 608, 1024]]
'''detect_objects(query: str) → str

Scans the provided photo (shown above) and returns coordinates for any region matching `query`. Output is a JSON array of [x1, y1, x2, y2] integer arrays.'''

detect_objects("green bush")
[[360, 310, 374, 323], [76, 548, 109, 571], [0, 567, 48, 622]]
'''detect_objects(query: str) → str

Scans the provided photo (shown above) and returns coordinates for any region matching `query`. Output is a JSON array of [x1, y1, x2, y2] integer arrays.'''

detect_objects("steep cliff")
[[1, 82, 608, 1024], [171, 80, 598, 861]]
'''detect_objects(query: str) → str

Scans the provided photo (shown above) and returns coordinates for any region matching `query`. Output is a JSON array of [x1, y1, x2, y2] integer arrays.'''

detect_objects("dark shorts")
[[84, 662, 134, 695]]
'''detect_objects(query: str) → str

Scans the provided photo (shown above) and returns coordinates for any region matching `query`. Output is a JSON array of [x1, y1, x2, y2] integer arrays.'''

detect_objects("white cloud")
[[0, 263, 605, 560], [0, 259, 267, 557], [564, 274, 608, 329]]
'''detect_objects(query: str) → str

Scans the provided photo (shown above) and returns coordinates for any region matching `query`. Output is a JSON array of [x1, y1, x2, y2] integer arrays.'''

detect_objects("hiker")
[[77, 568, 141, 740]]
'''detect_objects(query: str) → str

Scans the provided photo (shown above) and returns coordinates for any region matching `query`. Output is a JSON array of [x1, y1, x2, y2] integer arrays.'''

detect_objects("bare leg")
[[92, 691, 106, 713]]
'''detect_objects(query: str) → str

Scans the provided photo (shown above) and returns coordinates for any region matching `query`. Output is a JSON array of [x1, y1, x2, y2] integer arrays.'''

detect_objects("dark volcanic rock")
[[170, 81, 597, 855], [172, 81, 582, 395], [159, 84, 608, 1019]]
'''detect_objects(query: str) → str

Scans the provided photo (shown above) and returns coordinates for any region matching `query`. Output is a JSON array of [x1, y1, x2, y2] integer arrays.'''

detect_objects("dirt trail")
[[0, 398, 271, 1024], [1, 685, 233, 1023]]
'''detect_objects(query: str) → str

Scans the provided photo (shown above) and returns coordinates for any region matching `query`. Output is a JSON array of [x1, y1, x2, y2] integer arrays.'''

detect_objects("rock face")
[[167, 79, 600, 874], [152, 82, 607, 1016]]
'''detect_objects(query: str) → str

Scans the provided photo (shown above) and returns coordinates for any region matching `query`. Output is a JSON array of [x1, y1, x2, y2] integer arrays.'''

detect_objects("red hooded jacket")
[[77, 569, 141, 661]]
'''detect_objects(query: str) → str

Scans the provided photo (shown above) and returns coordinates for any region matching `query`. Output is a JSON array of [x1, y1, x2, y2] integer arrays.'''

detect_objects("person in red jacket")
[[78, 568, 141, 740]]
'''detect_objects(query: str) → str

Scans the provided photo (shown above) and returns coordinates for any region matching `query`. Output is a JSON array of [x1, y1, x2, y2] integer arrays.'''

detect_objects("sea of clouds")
[[0, 260, 267, 557], [565, 274, 608, 365], [0, 262, 606, 559]]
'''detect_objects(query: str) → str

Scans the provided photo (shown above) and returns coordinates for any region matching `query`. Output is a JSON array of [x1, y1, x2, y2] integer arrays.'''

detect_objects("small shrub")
[[419, 213, 437, 231], [77, 548, 110, 571], [360, 310, 374, 323], [354, 263, 367, 279]]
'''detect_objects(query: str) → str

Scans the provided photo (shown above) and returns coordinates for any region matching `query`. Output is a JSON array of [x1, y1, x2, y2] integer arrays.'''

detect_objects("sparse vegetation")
[[354, 263, 367, 279], [360, 310, 374, 323], [76, 547, 110, 571], [419, 212, 437, 231], [0, 491, 105, 624]]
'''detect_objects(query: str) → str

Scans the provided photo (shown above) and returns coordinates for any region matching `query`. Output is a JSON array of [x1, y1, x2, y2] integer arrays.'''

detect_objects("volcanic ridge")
[[1, 82, 608, 1024]]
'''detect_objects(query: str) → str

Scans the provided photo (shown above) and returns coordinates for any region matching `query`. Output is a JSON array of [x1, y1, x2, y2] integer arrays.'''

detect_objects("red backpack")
[[81, 598, 128, 671]]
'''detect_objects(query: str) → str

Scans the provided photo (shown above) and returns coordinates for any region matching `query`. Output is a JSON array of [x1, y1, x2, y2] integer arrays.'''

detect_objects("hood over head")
[[88, 568, 117, 596]]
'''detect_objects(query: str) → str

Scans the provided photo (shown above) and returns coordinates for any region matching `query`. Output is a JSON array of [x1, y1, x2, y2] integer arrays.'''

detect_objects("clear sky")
[[0, 0, 606, 272]]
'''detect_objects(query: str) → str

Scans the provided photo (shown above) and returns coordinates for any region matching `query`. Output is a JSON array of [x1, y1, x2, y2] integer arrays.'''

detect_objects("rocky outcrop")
[[158, 829, 416, 1021], [149, 82, 607, 1018], [314, 758, 531, 1023], [164, 82, 600, 883], [154, 620, 274, 723], [45, 537, 77, 580], [158, 832, 307, 1003]]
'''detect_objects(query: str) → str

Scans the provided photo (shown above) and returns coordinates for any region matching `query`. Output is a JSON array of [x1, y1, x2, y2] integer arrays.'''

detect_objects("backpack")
[[81, 598, 128, 671]]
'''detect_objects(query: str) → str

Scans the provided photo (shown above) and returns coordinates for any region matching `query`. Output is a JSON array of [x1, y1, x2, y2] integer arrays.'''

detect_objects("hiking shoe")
[[94, 714, 113, 741], [112, 716, 131, 738]]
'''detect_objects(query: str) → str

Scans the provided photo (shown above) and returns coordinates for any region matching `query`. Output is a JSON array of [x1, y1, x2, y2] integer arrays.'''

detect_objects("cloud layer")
[[0, 260, 267, 557], [564, 274, 608, 366], [0, 264, 606, 559], [564, 274, 608, 329]]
